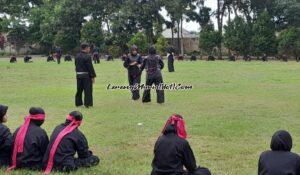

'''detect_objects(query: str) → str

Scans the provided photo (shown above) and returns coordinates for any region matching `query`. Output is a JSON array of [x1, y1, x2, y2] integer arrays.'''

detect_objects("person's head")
[[68, 111, 83, 122], [148, 46, 156, 55], [270, 130, 292, 152], [131, 45, 138, 56], [81, 43, 90, 53], [162, 114, 187, 139], [29, 107, 45, 126], [0, 105, 8, 123]]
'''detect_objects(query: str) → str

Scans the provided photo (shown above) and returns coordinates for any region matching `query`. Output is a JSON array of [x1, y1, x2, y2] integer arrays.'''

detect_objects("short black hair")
[[0, 105, 8, 123], [148, 46, 156, 55], [81, 43, 90, 50], [29, 107, 45, 115], [69, 111, 83, 121]]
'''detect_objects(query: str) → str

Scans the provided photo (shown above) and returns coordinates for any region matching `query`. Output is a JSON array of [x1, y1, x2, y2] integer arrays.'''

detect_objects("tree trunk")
[[180, 18, 184, 55], [177, 21, 180, 55], [106, 19, 110, 33], [171, 27, 174, 47]]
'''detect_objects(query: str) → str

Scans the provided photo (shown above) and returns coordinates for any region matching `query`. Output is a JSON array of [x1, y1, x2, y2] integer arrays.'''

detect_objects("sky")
[[161, 0, 222, 32]]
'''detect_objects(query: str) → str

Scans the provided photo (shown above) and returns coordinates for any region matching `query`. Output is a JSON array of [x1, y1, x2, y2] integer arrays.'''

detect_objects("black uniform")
[[12, 122, 49, 170], [92, 47, 100, 64], [262, 54, 268, 62], [24, 55, 32, 63], [75, 51, 96, 107], [42, 121, 99, 172], [207, 55, 215, 61], [167, 53, 175, 72], [64, 54, 72, 62], [47, 55, 55, 62], [190, 55, 197, 61], [10, 56, 17, 63], [0, 123, 13, 166], [258, 130, 300, 175], [141, 54, 165, 103], [152, 125, 211, 175], [123, 54, 143, 100]]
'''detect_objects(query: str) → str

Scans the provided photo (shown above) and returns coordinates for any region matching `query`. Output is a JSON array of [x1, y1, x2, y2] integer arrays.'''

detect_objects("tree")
[[81, 19, 104, 48], [199, 23, 221, 56], [277, 27, 300, 59], [6, 23, 29, 54], [251, 11, 277, 56], [155, 35, 168, 56], [128, 32, 148, 54], [224, 16, 252, 56]]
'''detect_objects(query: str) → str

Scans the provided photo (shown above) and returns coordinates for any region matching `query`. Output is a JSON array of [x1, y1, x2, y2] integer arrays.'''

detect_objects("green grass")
[[0, 57, 300, 175]]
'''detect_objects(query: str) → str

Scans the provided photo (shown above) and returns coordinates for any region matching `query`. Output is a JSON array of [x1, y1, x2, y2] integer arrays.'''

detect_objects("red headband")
[[7, 114, 45, 172], [161, 115, 187, 139], [44, 115, 82, 174]]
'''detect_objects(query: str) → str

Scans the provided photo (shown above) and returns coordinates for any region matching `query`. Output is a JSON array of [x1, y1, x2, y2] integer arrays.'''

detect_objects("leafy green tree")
[[251, 11, 277, 56], [81, 19, 104, 47], [277, 27, 300, 59], [199, 23, 221, 56], [128, 32, 148, 54], [155, 35, 168, 56], [224, 16, 252, 56]]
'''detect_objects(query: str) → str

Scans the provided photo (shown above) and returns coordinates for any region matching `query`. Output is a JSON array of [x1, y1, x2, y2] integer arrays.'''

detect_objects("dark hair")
[[29, 107, 45, 126], [81, 43, 90, 50], [0, 105, 8, 123], [69, 111, 83, 121], [148, 46, 156, 55], [270, 130, 292, 151]]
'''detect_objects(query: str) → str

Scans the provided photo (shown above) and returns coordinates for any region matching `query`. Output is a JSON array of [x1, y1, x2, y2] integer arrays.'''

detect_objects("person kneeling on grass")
[[7, 107, 49, 172], [0, 105, 13, 167], [258, 130, 300, 175], [151, 114, 211, 175], [43, 111, 99, 174]]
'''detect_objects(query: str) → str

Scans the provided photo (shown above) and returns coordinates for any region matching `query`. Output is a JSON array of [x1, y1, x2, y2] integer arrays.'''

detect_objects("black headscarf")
[[0, 105, 8, 122], [270, 130, 292, 151]]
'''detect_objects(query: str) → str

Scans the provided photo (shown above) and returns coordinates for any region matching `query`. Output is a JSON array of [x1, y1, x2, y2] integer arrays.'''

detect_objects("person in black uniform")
[[7, 107, 49, 171], [64, 54, 72, 62], [262, 54, 268, 62], [47, 54, 55, 62], [42, 111, 99, 173], [24, 55, 32, 63], [54, 47, 62, 64], [141, 46, 165, 104], [167, 51, 175, 72], [190, 55, 197, 61], [258, 130, 300, 175], [75, 43, 96, 108], [92, 47, 100, 64], [151, 114, 211, 175], [0, 104, 13, 167], [123, 45, 143, 100], [10, 55, 17, 63]]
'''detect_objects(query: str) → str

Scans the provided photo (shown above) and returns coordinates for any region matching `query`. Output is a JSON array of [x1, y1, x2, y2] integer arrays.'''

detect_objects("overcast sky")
[[161, 0, 222, 32]]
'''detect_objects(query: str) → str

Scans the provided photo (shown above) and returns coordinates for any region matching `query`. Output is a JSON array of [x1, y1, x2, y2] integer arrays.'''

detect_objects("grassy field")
[[0, 57, 300, 175]]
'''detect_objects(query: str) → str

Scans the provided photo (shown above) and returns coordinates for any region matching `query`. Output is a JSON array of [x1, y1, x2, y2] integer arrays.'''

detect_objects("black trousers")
[[57, 57, 61, 64], [185, 167, 211, 175], [168, 60, 174, 72], [128, 74, 141, 100], [142, 74, 165, 104], [75, 77, 93, 107], [58, 155, 100, 172], [93, 56, 100, 64]]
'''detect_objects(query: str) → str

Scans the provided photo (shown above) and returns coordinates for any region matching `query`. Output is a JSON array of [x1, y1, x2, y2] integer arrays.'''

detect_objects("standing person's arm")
[[123, 57, 130, 68], [159, 57, 164, 70], [140, 58, 147, 71], [182, 141, 197, 173], [85, 56, 96, 79]]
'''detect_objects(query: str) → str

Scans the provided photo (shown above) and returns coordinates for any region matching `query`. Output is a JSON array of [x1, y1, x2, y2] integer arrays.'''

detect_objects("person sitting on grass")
[[0, 105, 13, 167], [258, 130, 300, 175], [151, 114, 211, 175], [10, 55, 17, 63], [7, 107, 49, 172], [24, 55, 32, 63], [43, 111, 99, 174]]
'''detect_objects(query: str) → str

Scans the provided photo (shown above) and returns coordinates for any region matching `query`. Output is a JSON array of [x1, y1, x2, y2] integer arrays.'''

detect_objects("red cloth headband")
[[44, 115, 82, 174], [7, 114, 45, 172], [161, 114, 187, 139]]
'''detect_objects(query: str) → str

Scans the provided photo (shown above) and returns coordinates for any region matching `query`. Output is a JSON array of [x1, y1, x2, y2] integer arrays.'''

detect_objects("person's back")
[[13, 122, 49, 169], [0, 105, 12, 166], [258, 130, 300, 175], [75, 52, 95, 78]]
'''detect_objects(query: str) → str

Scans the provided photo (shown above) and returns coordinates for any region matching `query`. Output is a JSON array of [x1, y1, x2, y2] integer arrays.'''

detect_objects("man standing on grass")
[[75, 43, 96, 108]]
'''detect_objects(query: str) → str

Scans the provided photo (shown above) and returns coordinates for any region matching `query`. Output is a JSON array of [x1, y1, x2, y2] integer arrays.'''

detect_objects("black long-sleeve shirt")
[[42, 122, 93, 169], [75, 52, 96, 78], [123, 54, 143, 77], [258, 151, 300, 175], [151, 126, 198, 175], [13, 122, 49, 169], [0, 123, 13, 165]]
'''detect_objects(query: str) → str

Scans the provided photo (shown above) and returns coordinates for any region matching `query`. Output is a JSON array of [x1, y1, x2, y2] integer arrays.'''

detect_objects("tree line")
[[0, 0, 299, 59]]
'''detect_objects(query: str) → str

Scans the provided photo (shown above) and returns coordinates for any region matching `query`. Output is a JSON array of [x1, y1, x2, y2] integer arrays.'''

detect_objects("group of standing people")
[[123, 45, 165, 104], [0, 105, 99, 174]]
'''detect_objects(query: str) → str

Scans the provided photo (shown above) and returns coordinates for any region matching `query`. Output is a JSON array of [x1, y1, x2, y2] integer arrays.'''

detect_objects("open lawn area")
[[0, 57, 300, 175]]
